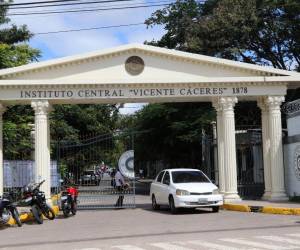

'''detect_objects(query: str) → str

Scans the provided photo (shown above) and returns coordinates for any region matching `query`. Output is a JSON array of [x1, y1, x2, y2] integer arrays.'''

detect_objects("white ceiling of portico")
[[0, 44, 299, 84]]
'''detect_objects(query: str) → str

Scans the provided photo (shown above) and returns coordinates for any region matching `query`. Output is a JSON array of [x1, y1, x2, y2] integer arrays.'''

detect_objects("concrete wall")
[[284, 113, 300, 197]]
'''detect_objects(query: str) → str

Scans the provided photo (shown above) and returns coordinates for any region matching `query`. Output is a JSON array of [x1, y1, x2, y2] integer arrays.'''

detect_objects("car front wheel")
[[212, 206, 220, 213], [151, 195, 160, 210], [169, 196, 177, 214]]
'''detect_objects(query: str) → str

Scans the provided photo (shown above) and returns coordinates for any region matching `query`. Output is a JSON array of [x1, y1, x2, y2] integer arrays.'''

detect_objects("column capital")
[[31, 100, 51, 115], [266, 96, 285, 110], [212, 98, 221, 112], [257, 96, 268, 111], [212, 97, 238, 111], [219, 97, 238, 110]]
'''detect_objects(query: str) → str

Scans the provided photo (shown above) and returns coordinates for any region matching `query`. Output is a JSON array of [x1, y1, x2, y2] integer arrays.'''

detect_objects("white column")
[[266, 96, 288, 201], [212, 100, 225, 194], [0, 104, 6, 197], [220, 97, 241, 202], [31, 100, 51, 199], [257, 97, 272, 200]]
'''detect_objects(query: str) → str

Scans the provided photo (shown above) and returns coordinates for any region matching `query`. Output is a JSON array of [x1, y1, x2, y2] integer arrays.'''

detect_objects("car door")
[[160, 171, 171, 205], [151, 171, 165, 204]]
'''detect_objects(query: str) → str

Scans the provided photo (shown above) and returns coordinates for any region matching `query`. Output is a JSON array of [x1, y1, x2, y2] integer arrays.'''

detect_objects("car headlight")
[[176, 189, 190, 196], [212, 189, 219, 195]]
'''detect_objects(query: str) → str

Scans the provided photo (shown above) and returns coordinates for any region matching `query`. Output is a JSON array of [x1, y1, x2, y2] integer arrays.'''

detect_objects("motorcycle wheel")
[[31, 205, 43, 224], [71, 201, 77, 215], [41, 205, 55, 220], [11, 208, 22, 227], [62, 203, 70, 218]]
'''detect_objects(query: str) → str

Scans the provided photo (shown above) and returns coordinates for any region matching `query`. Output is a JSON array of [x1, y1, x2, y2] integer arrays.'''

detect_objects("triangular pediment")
[[0, 44, 299, 82]]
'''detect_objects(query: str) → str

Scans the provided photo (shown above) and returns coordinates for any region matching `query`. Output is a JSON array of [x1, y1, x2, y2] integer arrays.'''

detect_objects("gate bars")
[[54, 131, 136, 209]]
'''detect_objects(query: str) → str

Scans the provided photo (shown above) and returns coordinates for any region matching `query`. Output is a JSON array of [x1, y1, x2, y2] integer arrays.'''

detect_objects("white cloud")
[[8, 0, 169, 59], [8, 1, 165, 114]]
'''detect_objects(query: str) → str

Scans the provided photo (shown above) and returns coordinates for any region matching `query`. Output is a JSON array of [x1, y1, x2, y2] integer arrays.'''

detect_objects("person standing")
[[115, 168, 125, 207]]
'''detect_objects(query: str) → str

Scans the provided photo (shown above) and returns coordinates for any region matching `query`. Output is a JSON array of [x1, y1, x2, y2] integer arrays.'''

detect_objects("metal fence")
[[75, 177, 135, 209], [236, 127, 264, 199], [55, 131, 136, 209]]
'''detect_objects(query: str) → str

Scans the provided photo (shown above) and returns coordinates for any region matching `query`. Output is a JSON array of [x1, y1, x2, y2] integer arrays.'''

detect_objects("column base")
[[261, 191, 271, 201], [268, 192, 289, 201], [223, 193, 241, 203]]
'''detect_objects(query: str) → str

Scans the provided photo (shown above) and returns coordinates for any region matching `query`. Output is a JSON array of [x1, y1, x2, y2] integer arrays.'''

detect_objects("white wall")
[[284, 115, 300, 196], [287, 116, 300, 136]]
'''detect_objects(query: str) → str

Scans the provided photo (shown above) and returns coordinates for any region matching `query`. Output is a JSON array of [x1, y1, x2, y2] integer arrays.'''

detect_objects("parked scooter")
[[60, 179, 78, 217], [22, 180, 55, 224], [0, 192, 22, 227]]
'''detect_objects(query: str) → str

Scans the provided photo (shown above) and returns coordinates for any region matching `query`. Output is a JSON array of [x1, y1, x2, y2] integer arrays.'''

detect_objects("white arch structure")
[[0, 44, 300, 202]]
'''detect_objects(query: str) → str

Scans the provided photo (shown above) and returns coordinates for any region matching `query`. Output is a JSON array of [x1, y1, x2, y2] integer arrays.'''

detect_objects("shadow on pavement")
[[136, 203, 215, 215]]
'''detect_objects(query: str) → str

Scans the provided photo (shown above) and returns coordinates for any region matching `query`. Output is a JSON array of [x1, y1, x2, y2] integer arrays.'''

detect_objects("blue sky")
[[8, 0, 173, 113], [9, 0, 172, 60]]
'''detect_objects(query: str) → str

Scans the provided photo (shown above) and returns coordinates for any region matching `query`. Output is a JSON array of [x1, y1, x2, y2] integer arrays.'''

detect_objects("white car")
[[150, 168, 223, 214]]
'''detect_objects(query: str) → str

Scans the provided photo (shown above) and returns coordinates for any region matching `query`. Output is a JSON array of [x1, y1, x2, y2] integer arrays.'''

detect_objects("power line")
[[1, 0, 89, 7], [8, 0, 137, 9], [8, 3, 171, 16], [2, 0, 203, 7], [8, 0, 174, 13], [34, 22, 145, 35]]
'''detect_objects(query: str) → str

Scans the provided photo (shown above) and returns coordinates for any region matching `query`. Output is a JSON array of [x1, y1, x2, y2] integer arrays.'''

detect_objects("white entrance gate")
[[0, 44, 300, 202]]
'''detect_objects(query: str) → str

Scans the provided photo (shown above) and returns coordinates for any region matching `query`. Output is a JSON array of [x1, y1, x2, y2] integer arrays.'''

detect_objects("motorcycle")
[[22, 180, 55, 224], [0, 192, 22, 227], [60, 180, 78, 217]]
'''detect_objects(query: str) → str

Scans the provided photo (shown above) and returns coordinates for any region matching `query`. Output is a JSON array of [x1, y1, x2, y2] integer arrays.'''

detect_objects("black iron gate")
[[202, 128, 265, 199], [55, 131, 136, 209], [236, 129, 264, 199]]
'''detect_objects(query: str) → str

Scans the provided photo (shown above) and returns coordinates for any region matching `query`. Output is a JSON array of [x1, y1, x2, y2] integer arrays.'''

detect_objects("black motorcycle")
[[0, 192, 22, 227], [23, 180, 55, 224]]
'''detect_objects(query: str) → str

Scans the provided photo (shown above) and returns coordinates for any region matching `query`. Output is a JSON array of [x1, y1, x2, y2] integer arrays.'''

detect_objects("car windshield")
[[172, 171, 210, 183]]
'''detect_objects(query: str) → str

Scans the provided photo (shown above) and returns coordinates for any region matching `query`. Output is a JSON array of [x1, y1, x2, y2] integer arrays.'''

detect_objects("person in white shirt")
[[115, 169, 125, 207]]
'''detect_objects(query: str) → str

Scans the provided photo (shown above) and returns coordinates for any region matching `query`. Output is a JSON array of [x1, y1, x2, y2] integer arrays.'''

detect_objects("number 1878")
[[232, 87, 248, 94]]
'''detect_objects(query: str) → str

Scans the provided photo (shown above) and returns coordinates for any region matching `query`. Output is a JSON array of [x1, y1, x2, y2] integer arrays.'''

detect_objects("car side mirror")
[[164, 180, 170, 185]]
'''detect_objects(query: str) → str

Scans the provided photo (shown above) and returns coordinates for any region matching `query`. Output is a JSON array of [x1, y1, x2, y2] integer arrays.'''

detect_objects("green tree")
[[146, 0, 300, 71], [51, 104, 119, 141], [51, 104, 122, 176], [133, 102, 215, 171], [1, 0, 41, 159], [0, 0, 40, 68], [145, 0, 300, 132]]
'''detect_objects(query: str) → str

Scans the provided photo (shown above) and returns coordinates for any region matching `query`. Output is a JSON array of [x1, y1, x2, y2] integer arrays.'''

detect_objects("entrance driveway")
[[0, 195, 299, 250]]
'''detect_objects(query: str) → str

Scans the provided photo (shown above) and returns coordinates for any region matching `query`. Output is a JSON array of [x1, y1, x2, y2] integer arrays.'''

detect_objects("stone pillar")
[[0, 104, 6, 197], [258, 97, 272, 200], [31, 100, 51, 199], [212, 101, 225, 194], [266, 96, 288, 201], [220, 97, 241, 202]]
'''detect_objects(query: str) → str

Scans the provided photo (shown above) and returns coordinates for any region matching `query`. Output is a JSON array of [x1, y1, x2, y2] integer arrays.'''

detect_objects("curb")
[[222, 203, 251, 212], [8, 205, 60, 226], [262, 207, 300, 215], [7, 194, 60, 226], [223, 203, 300, 215]]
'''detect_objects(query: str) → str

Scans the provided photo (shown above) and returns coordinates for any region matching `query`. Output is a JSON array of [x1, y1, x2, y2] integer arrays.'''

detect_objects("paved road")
[[0, 197, 300, 250]]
